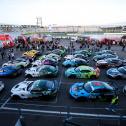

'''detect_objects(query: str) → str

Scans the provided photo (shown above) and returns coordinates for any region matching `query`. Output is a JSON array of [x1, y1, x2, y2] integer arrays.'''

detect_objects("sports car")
[[32, 58, 58, 67], [73, 50, 92, 56], [65, 66, 100, 79], [96, 58, 123, 68], [23, 50, 41, 58], [32, 60, 43, 67], [64, 54, 88, 60], [11, 79, 59, 99], [69, 81, 116, 100], [107, 66, 126, 79], [49, 49, 66, 57], [42, 59, 57, 67], [63, 58, 88, 67], [2, 57, 30, 68], [25, 65, 58, 77], [0, 66, 22, 77], [0, 81, 4, 92], [39, 53, 60, 62], [93, 54, 118, 61], [95, 50, 116, 55]]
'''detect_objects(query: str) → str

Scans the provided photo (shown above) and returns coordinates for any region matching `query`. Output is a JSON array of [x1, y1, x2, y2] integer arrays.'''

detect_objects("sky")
[[0, 0, 126, 26]]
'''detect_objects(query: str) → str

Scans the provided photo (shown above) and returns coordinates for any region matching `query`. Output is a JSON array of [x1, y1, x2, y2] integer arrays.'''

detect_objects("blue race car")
[[63, 58, 88, 67], [0, 66, 22, 77], [107, 66, 126, 79], [69, 81, 116, 100]]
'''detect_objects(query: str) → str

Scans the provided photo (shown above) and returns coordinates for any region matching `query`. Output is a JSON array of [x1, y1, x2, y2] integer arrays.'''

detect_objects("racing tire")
[[66, 64, 71, 68], [90, 75, 96, 79], [68, 74, 76, 78], [76, 96, 87, 101], [25, 74, 32, 78], [12, 95, 20, 100], [20, 65, 24, 68]]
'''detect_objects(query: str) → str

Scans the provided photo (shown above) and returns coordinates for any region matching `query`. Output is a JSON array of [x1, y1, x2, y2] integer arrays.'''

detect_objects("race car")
[[73, 50, 92, 56], [2, 57, 30, 68], [95, 50, 116, 55], [23, 50, 41, 58], [32, 60, 43, 67], [96, 58, 123, 68], [25, 65, 58, 77], [93, 54, 118, 62], [64, 54, 88, 60], [32, 58, 57, 67], [65, 66, 100, 79], [48, 49, 66, 57], [42, 59, 58, 67], [11, 79, 59, 99], [39, 53, 60, 62], [69, 81, 116, 101], [0, 66, 22, 77], [107, 66, 126, 79], [0, 81, 4, 92], [63, 58, 88, 67]]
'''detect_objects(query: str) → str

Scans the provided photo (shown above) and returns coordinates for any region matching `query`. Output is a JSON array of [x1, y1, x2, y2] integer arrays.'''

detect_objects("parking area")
[[0, 39, 126, 125]]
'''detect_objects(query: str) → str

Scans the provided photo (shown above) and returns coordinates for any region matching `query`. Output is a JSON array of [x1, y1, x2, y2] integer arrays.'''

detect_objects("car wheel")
[[90, 75, 96, 79], [20, 65, 24, 68], [12, 95, 20, 99], [66, 64, 71, 67], [13, 72, 17, 76], [25, 74, 32, 78], [69, 74, 76, 78], [76, 96, 87, 101]]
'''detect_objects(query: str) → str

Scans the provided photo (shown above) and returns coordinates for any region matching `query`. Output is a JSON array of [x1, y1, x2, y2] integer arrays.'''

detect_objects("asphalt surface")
[[0, 39, 126, 126]]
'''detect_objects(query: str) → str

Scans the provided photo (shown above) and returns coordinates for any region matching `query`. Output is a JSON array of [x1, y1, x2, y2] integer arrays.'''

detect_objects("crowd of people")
[[0, 35, 126, 61]]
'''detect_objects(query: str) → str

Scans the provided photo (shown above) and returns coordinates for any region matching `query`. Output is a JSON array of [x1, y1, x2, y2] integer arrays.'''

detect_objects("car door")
[[89, 89, 100, 98], [29, 90, 43, 98], [39, 67, 46, 76]]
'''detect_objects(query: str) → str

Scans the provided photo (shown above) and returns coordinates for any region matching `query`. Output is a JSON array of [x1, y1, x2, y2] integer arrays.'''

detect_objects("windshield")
[[118, 67, 126, 74], [84, 83, 92, 93], [27, 82, 34, 91]]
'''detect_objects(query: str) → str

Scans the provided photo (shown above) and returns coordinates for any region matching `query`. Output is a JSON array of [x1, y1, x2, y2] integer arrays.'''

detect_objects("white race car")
[[25, 65, 58, 77], [2, 58, 30, 68], [11, 80, 59, 99], [32, 60, 43, 67], [64, 55, 74, 60]]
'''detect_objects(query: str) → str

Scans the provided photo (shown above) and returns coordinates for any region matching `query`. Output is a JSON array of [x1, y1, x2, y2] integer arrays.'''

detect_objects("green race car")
[[65, 66, 100, 79]]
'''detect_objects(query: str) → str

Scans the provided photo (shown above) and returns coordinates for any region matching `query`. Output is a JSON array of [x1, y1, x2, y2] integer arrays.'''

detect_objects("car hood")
[[107, 68, 120, 75], [97, 60, 107, 64], [11, 81, 33, 92], [26, 67, 38, 72]]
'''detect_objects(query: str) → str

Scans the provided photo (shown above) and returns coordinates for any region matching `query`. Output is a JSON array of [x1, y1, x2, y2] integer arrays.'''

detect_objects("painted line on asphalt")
[[3, 102, 126, 111], [1, 97, 12, 108], [1, 106, 126, 119], [1, 102, 126, 111]]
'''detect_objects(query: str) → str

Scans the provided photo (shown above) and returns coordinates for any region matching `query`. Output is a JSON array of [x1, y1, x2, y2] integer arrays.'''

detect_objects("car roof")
[[87, 81, 112, 91], [77, 66, 94, 71]]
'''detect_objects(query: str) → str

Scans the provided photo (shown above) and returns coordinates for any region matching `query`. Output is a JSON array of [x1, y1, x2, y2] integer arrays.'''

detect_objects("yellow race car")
[[23, 50, 41, 58]]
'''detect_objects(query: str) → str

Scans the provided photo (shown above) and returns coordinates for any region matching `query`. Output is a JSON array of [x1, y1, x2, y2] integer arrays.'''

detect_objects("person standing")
[[1, 51, 4, 59], [11, 52, 15, 60], [106, 95, 119, 112], [8, 52, 11, 61]]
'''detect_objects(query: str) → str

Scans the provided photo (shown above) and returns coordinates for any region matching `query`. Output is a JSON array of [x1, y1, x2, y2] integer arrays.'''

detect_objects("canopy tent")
[[0, 34, 15, 48]]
